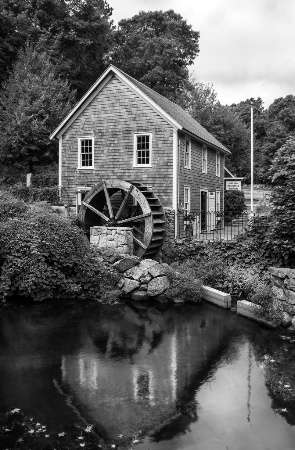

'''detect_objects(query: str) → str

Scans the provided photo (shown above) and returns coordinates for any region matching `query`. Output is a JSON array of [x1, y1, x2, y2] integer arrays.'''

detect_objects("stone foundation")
[[90, 226, 133, 255], [270, 267, 295, 329]]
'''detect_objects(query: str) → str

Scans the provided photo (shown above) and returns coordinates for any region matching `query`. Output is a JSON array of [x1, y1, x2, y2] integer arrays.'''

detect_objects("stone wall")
[[270, 267, 295, 328], [90, 226, 133, 255]]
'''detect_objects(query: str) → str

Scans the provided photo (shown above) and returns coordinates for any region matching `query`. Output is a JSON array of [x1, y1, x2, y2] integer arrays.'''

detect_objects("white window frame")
[[202, 145, 207, 174], [184, 137, 191, 169], [133, 133, 152, 167], [216, 191, 221, 212], [184, 186, 191, 212], [78, 136, 94, 169], [216, 152, 221, 177]]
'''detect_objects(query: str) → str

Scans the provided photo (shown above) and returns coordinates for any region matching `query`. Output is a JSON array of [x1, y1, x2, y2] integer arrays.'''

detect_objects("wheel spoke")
[[133, 236, 147, 249], [133, 226, 144, 236], [115, 185, 134, 220], [82, 201, 109, 222], [117, 212, 151, 225], [103, 180, 114, 219]]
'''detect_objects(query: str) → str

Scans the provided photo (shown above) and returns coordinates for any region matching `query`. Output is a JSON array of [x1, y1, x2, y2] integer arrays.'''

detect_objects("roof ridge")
[[115, 66, 194, 115], [114, 65, 229, 153]]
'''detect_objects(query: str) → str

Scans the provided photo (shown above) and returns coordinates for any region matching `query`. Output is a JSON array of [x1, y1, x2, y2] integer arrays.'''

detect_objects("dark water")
[[0, 301, 295, 450]]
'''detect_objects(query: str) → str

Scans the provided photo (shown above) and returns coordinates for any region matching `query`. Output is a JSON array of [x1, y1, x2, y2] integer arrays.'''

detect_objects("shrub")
[[167, 262, 203, 302], [251, 280, 282, 325], [9, 186, 60, 204], [224, 190, 246, 216], [0, 191, 29, 222], [0, 212, 118, 302]]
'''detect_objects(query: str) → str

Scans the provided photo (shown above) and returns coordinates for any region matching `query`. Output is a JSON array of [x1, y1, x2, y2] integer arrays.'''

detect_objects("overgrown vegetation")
[[166, 265, 203, 303], [0, 193, 119, 303]]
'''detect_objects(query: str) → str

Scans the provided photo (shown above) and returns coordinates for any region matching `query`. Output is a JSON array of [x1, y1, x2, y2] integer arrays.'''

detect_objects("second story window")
[[202, 145, 207, 174], [134, 133, 152, 167], [184, 137, 191, 169], [216, 152, 221, 177], [78, 137, 94, 169]]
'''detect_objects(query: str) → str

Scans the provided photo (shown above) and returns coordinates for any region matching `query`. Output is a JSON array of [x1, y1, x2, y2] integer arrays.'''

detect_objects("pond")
[[0, 301, 295, 449]]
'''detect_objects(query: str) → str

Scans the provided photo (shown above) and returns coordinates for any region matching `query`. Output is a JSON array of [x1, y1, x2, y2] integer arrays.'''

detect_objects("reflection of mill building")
[[60, 305, 231, 438]]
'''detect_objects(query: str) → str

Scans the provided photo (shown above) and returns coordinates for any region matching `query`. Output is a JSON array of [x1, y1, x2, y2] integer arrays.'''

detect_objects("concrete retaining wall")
[[237, 300, 276, 328], [202, 286, 231, 309]]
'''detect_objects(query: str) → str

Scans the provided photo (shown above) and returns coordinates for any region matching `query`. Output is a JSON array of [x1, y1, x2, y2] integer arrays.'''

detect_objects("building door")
[[201, 191, 207, 231]]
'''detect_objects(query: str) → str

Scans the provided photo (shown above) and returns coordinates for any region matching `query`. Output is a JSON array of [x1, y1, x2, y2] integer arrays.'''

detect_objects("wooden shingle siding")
[[61, 75, 174, 207], [178, 133, 224, 211]]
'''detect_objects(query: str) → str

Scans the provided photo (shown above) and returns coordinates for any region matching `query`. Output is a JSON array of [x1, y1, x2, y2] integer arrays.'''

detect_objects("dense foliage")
[[224, 190, 247, 215], [0, 45, 75, 172], [0, 194, 119, 302], [8, 186, 59, 204], [0, 0, 114, 97], [111, 10, 199, 101]]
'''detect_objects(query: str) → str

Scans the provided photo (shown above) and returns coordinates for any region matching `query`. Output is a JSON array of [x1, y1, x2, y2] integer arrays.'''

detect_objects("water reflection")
[[0, 302, 295, 449]]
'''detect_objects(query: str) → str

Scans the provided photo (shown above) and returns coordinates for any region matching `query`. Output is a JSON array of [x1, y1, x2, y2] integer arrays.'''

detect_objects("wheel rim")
[[79, 180, 165, 257]]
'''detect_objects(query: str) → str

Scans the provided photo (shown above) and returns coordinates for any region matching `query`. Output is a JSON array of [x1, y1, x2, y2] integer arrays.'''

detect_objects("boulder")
[[117, 278, 125, 289], [122, 278, 140, 295], [113, 256, 140, 273], [149, 263, 171, 278], [286, 289, 295, 305], [281, 312, 293, 327], [138, 259, 158, 271], [124, 265, 146, 280], [147, 276, 170, 297]]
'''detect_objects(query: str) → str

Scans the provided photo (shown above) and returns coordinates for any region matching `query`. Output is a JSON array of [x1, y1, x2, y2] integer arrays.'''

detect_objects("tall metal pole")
[[250, 105, 254, 213]]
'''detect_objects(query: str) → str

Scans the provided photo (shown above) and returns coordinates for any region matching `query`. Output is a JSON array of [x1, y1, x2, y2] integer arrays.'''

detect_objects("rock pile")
[[113, 256, 183, 303]]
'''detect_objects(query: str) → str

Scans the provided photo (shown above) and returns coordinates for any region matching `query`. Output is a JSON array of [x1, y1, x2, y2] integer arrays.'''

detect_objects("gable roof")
[[50, 65, 230, 154]]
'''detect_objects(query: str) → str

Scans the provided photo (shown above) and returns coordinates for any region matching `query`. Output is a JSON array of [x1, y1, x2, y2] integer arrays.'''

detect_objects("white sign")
[[225, 180, 241, 191]]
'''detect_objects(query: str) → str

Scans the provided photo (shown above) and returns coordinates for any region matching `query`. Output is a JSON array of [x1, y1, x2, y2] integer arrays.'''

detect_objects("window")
[[184, 186, 191, 212], [134, 133, 152, 167], [216, 191, 221, 212], [202, 145, 207, 174], [216, 152, 221, 177], [184, 137, 191, 169], [78, 137, 94, 169]]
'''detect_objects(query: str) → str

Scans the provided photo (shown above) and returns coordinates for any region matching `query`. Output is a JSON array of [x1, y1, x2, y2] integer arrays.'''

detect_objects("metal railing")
[[176, 210, 255, 241]]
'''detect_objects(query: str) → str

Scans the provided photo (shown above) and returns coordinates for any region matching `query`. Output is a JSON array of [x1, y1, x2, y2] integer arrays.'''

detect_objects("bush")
[[0, 212, 118, 302], [224, 190, 246, 216], [9, 186, 60, 204], [167, 262, 203, 302], [0, 191, 29, 222]]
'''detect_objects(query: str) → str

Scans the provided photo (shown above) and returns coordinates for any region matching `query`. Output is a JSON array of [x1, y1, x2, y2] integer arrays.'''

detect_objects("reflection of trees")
[[251, 332, 295, 425], [87, 304, 172, 361]]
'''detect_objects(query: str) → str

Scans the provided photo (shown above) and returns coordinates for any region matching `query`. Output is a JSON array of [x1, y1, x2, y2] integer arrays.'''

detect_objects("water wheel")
[[79, 180, 166, 258]]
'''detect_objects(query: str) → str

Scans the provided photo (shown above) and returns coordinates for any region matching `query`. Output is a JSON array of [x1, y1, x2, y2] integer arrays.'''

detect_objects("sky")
[[107, 0, 295, 108]]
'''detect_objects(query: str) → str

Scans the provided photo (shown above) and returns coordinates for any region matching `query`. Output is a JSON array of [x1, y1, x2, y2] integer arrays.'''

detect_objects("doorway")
[[200, 190, 207, 231]]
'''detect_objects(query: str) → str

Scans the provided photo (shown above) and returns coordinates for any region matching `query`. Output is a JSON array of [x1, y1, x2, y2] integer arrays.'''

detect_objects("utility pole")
[[250, 104, 254, 214]]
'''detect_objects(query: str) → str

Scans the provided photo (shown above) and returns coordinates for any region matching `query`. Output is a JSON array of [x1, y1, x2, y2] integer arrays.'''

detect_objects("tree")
[[258, 95, 295, 182], [266, 137, 295, 266], [177, 77, 219, 129], [0, 45, 75, 172], [0, 0, 115, 97], [110, 10, 200, 101], [205, 105, 251, 176]]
